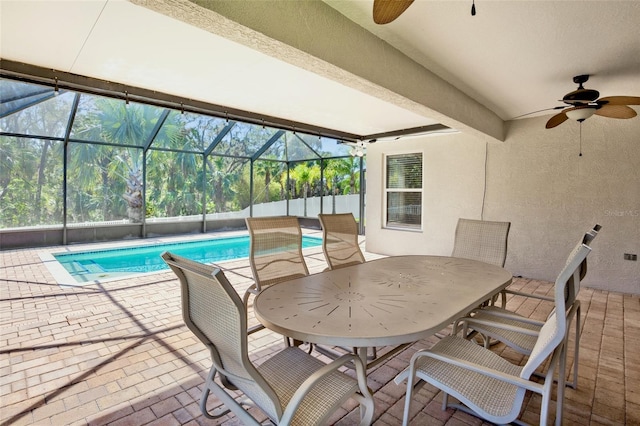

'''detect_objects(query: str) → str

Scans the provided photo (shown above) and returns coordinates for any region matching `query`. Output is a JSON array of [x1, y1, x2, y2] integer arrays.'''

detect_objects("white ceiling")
[[2, 0, 640, 138], [326, 0, 640, 121]]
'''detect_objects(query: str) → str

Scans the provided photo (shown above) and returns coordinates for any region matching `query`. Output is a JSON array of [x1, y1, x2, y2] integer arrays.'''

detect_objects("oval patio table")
[[254, 255, 513, 367]]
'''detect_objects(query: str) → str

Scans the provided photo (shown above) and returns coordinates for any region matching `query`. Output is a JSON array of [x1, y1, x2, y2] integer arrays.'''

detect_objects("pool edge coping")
[[39, 229, 324, 287]]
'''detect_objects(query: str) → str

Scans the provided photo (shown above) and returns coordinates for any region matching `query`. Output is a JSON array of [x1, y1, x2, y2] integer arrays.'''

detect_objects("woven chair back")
[[319, 213, 365, 270], [246, 216, 309, 291], [451, 219, 511, 267]]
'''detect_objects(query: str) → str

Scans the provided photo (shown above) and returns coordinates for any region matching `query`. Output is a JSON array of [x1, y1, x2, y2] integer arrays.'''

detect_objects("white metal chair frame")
[[455, 225, 600, 389], [395, 238, 592, 426], [162, 252, 374, 426]]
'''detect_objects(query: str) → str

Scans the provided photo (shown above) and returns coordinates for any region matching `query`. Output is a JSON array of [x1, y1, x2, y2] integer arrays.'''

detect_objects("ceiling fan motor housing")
[[563, 88, 600, 105], [563, 74, 599, 105]]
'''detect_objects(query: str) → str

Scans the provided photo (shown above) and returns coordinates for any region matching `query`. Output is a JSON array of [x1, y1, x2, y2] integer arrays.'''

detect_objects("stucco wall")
[[365, 133, 487, 256], [366, 116, 640, 294]]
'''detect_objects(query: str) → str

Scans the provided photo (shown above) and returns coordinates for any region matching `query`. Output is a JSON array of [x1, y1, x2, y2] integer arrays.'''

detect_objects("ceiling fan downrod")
[[471, 0, 476, 16]]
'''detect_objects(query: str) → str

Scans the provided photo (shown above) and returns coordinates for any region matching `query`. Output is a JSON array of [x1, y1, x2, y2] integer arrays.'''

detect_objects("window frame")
[[383, 152, 423, 231]]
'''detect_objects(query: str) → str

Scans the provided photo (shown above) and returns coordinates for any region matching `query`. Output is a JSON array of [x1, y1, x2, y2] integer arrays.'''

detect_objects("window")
[[385, 153, 422, 230]]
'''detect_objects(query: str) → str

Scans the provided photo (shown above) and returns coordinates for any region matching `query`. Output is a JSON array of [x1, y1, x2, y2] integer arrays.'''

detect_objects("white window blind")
[[385, 153, 422, 229]]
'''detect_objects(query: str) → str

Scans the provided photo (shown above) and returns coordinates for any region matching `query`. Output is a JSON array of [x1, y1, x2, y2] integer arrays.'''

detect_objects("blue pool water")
[[53, 235, 322, 283]]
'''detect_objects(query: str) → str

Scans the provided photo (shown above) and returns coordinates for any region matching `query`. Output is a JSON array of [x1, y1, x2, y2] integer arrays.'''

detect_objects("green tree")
[[254, 159, 283, 203], [290, 162, 321, 216]]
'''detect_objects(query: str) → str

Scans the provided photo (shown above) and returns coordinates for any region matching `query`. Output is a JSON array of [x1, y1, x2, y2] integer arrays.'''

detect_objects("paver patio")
[[1, 231, 638, 425]]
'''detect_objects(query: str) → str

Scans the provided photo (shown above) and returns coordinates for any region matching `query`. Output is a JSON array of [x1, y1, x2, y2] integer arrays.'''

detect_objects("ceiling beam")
[[132, 0, 505, 142]]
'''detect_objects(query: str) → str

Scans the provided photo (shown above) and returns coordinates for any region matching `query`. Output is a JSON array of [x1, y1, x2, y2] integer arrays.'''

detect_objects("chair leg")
[[570, 304, 581, 389], [540, 344, 563, 426], [563, 303, 580, 389], [200, 367, 231, 419], [556, 343, 567, 426], [402, 371, 418, 426], [354, 393, 374, 426], [201, 367, 262, 425]]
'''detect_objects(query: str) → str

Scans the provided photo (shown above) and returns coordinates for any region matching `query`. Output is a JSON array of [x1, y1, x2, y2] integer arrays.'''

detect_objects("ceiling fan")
[[545, 75, 640, 129], [372, 0, 477, 24], [373, 0, 415, 24]]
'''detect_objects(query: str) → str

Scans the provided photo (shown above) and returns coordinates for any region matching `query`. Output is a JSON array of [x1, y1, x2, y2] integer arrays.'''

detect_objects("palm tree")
[[290, 162, 320, 217], [254, 159, 283, 203], [115, 152, 144, 222], [67, 97, 150, 222], [208, 155, 239, 213]]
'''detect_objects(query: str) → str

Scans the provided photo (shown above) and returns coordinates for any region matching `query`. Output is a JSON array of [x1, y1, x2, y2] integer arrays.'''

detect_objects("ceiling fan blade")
[[512, 106, 567, 120], [595, 104, 638, 119], [546, 111, 569, 129], [373, 0, 415, 24], [598, 96, 640, 106]]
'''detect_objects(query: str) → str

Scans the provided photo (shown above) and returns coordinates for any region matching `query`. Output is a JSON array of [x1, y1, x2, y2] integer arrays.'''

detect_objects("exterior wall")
[[489, 115, 639, 294], [366, 116, 640, 295], [365, 133, 487, 256]]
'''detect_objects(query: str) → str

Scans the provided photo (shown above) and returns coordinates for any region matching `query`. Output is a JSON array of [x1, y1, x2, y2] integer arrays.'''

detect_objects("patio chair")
[[455, 225, 600, 389], [161, 252, 374, 426], [318, 213, 365, 270], [243, 216, 309, 305], [395, 238, 592, 426], [451, 218, 511, 307], [451, 218, 511, 267], [244, 216, 310, 339]]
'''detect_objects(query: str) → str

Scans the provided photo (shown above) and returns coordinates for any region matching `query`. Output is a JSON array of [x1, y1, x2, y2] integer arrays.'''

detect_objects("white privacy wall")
[[366, 115, 640, 295]]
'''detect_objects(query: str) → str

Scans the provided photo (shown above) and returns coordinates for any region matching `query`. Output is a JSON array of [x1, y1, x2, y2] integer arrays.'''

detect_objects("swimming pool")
[[46, 235, 322, 285]]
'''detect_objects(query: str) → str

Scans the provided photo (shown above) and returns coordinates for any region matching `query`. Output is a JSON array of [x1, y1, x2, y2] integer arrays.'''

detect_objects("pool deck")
[[1, 230, 639, 425]]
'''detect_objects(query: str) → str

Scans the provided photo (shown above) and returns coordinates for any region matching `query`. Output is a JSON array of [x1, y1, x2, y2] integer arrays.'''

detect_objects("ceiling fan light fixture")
[[349, 141, 366, 157], [566, 107, 596, 122], [350, 146, 364, 157]]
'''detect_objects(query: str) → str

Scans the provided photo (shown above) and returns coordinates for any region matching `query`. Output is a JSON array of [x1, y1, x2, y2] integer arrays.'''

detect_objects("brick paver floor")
[[1, 231, 638, 425]]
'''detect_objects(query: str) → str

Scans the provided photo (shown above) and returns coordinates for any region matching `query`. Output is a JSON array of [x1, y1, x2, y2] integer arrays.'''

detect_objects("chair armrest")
[[503, 288, 554, 302], [395, 347, 545, 394], [280, 353, 370, 424], [470, 309, 546, 326], [452, 310, 544, 336], [461, 317, 541, 336]]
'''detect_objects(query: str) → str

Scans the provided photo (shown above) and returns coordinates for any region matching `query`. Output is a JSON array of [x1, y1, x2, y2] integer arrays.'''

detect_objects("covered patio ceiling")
[[2, 1, 639, 142], [0, 0, 444, 142]]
